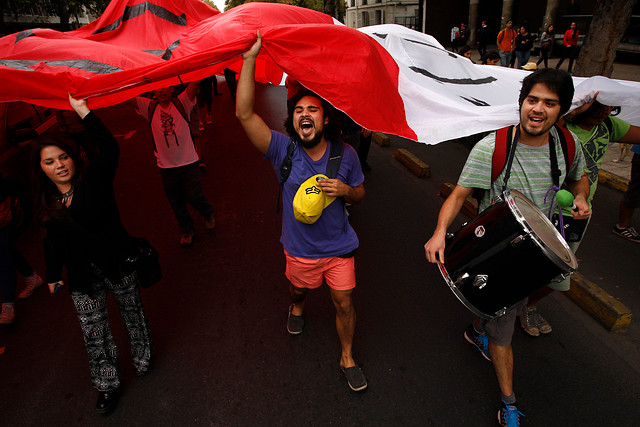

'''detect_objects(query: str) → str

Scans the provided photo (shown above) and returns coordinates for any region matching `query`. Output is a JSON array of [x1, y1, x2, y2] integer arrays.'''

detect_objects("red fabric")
[[563, 29, 579, 47], [0, 1, 414, 139]]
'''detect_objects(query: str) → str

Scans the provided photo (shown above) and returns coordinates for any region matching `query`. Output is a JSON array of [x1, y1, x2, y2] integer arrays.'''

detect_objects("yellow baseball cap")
[[293, 174, 336, 224]]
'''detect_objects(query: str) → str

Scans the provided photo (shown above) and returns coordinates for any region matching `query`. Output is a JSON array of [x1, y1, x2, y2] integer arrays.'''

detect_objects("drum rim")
[[504, 189, 578, 272], [437, 263, 503, 320]]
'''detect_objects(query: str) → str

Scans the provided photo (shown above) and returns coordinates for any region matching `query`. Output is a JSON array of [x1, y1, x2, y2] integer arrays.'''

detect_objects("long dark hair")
[[31, 132, 86, 222], [572, 100, 621, 124], [283, 89, 340, 143]]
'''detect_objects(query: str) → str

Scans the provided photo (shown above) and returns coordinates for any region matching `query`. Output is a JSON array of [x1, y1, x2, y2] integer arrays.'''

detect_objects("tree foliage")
[[1, 0, 110, 30], [222, 0, 346, 21]]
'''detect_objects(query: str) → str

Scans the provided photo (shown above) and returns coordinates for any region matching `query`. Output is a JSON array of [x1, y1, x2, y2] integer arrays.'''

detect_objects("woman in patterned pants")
[[32, 95, 153, 414]]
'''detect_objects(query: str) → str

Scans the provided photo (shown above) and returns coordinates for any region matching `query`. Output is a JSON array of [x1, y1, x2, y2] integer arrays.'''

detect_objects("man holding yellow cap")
[[236, 32, 367, 391]]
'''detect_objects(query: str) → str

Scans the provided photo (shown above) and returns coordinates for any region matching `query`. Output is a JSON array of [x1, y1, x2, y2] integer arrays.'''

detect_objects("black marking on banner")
[[409, 66, 497, 85], [405, 38, 457, 58], [15, 30, 36, 43], [460, 96, 491, 106], [93, 2, 187, 35], [161, 40, 181, 60], [0, 59, 121, 74], [371, 33, 457, 59]]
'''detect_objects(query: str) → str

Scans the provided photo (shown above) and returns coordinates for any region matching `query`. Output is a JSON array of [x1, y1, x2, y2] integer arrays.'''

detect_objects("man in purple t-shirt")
[[236, 32, 367, 392]]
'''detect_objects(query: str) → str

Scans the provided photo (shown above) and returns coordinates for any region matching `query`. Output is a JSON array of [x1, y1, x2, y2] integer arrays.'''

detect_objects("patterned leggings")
[[71, 270, 153, 392]]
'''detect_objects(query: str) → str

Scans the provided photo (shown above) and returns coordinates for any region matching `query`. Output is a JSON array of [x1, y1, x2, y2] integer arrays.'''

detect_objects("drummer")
[[425, 68, 590, 426]]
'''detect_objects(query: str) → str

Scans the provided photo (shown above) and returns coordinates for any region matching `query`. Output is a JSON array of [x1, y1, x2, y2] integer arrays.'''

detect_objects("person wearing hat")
[[236, 32, 367, 392]]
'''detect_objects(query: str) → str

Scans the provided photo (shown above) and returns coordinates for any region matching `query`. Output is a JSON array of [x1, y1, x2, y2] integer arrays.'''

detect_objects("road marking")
[[114, 130, 136, 140]]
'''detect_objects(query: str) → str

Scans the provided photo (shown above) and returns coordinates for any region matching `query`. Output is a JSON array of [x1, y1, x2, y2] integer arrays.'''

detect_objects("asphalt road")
[[1, 83, 639, 425]]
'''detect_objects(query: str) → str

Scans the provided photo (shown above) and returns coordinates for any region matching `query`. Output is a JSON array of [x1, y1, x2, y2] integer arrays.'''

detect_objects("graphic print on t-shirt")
[[160, 110, 178, 147]]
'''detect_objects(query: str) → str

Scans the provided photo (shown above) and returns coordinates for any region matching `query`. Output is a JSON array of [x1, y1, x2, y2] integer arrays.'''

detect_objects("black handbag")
[[126, 237, 162, 288], [552, 214, 589, 243]]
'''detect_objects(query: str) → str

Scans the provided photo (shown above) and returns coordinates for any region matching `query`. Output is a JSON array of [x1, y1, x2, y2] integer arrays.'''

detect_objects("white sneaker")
[[18, 273, 44, 299], [0, 303, 15, 324]]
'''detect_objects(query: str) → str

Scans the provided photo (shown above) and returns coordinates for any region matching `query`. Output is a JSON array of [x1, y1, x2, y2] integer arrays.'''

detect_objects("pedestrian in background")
[[536, 24, 555, 68], [0, 174, 44, 324], [497, 20, 516, 67], [476, 20, 490, 61], [131, 83, 216, 247], [515, 25, 534, 69], [556, 22, 579, 73]]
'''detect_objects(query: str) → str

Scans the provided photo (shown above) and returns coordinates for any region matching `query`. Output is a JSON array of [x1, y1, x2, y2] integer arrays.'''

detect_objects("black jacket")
[[43, 112, 136, 295]]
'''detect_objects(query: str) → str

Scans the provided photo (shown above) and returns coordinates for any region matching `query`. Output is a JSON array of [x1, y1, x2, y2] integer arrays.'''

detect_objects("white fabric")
[[359, 25, 640, 145]]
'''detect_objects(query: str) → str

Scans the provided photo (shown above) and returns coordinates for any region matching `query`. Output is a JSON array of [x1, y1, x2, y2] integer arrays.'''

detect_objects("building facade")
[[345, 0, 421, 30]]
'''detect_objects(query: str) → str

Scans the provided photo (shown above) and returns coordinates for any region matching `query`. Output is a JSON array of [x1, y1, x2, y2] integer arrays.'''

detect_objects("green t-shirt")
[[458, 126, 587, 214], [564, 116, 631, 211]]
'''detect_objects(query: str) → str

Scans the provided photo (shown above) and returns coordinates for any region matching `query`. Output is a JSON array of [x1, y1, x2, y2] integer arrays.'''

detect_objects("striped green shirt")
[[458, 127, 587, 214]]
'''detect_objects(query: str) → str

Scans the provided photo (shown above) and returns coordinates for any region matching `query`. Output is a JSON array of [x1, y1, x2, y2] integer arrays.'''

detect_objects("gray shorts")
[[479, 298, 527, 347]]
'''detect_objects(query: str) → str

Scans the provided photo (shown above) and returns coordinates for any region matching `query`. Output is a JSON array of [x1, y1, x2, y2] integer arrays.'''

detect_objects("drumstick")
[[556, 189, 576, 210]]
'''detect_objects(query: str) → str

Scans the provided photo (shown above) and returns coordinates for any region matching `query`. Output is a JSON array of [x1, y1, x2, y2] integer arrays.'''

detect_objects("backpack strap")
[[276, 140, 296, 213], [170, 98, 190, 124], [491, 125, 514, 182], [554, 125, 576, 178], [326, 140, 345, 179], [148, 97, 194, 151], [472, 125, 513, 205], [147, 97, 190, 124]]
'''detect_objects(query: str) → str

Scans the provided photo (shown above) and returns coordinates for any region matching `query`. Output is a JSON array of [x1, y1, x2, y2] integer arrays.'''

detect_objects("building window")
[[361, 11, 370, 26], [376, 10, 383, 25], [362, 0, 367, 6]]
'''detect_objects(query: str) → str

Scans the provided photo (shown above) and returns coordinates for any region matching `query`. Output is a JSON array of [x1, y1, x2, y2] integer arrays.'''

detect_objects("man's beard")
[[297, 130, 324, 149]]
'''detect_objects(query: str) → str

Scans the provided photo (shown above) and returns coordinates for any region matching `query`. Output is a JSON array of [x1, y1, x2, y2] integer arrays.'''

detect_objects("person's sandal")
[[341, 365, 367, 391]]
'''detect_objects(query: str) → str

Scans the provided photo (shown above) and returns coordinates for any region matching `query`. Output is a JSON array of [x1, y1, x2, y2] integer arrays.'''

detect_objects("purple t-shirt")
[[266, 130, 364, 258]]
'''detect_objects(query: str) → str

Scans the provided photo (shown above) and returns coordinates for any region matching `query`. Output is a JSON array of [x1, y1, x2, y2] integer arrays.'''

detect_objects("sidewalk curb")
[[599, 169, 629, 192], [566, 272, 632, 332], [394, 148, 430, 178], [438, 182, 633, 333]]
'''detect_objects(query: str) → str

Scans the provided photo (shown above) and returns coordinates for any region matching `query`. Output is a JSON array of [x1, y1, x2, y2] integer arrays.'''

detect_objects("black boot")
[[96, 388, 120, 414]]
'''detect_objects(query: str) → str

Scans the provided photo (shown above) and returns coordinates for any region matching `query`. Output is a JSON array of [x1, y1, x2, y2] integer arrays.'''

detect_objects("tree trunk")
[[573, 0, 638, 77], [324, 0, 337, 20]]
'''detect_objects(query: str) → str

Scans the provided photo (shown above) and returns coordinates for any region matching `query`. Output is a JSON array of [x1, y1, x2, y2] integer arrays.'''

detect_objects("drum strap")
[[501, 126, 562, 192], [501, 126, 519, 193]]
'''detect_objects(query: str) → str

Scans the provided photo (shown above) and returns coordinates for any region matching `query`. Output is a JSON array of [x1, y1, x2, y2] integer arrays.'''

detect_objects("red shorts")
[[284, 251, 356, 291]]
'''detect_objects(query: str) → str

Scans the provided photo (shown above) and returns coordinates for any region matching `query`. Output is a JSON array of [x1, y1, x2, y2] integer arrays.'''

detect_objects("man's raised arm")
[[235, 31, 272, 155]]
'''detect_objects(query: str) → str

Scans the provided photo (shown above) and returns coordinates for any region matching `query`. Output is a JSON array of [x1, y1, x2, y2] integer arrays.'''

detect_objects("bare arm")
[[619, 124, 640, 144], [317, 180, 365, 204], [69, 94, 90, 119], [185, 81, 199, 103], [424, 185, 473, 264], [235, 31, 272, 155]]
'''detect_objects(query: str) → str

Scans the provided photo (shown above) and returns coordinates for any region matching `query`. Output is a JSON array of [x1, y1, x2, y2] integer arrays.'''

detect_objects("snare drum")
[[438, 189, 577, 319]]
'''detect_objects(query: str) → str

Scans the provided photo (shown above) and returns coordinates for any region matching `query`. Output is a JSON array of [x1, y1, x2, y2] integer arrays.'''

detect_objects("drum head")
[[507, 190, 578, 270]]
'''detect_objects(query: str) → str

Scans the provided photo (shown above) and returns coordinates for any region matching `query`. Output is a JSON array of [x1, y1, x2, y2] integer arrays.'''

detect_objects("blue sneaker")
[[464, 324, 491, 361], [498, 402, 524, 426]]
